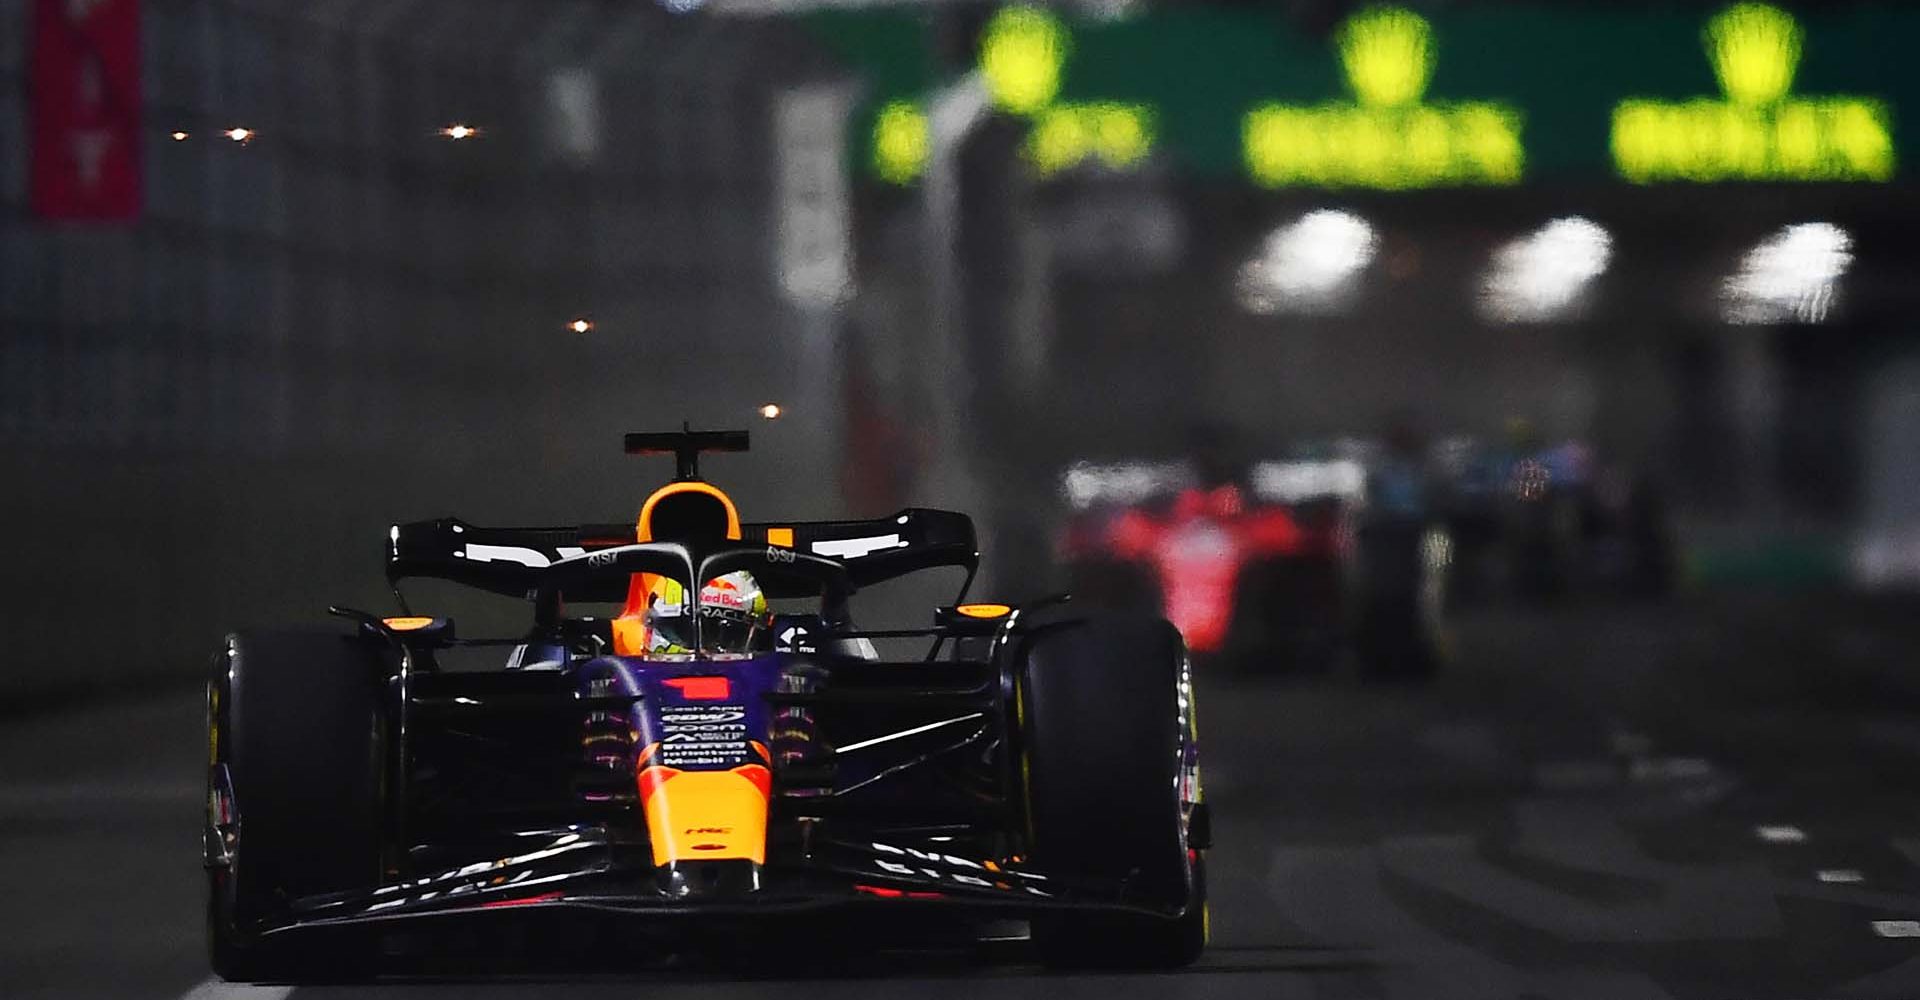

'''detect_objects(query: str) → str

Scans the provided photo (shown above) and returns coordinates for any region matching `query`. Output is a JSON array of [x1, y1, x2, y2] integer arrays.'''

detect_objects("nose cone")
[[638, 764, 773, 868]]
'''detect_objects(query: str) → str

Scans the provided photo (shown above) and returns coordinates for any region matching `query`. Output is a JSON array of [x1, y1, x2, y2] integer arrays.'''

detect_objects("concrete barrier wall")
[[0, 0, 855, 705]]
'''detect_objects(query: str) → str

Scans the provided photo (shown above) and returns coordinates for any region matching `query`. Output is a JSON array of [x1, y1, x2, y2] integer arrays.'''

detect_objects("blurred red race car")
[[1058, 458, 1363, 670]]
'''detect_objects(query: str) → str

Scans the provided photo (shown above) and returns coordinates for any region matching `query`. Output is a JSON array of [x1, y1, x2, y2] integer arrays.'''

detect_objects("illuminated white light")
[[1818, 869, 1864, 884], [441, 124, 477, 140], [224, 127, 252, 142], [1062, 461, 1194, 509], [1756, 824, 1808, 843], [1723, 222, 1852, 325], [1235, 210, 1378, 316], [569, 318, 592, 334], [170, 130, 189, 141], [758, 403, 782, 420], [1480, 216, 1612, 323], [1250, 460, 1366, 502], [1076, 0, 1145, 20], [835, 714, 985, 754]]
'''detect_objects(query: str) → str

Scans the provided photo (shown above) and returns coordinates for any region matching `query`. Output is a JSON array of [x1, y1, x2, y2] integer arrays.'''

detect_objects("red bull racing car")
[[204, 430, 1207, 981]]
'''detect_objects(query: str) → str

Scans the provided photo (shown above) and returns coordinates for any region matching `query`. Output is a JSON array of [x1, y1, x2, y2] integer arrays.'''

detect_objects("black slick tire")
[[206, 628, 389, 982], [1015, 614, 1206, 969]]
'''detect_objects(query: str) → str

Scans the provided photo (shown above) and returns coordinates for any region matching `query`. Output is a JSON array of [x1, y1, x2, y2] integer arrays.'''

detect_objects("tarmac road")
[[11, 594, 1920, 999]]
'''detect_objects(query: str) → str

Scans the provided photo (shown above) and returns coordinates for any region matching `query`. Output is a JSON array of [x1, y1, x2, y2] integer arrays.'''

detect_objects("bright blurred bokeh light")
[[569, 317, 593, 334], [1610, 4, 1892, 183], [1707, 3, 1802, 108], [1479, 216, 1613, 324], [1235, 210, 1379, 316], [759, 403, 783, 420], [979, 6, 1070, 115], [1242, 7, 1521, 190], [1723, 222, 1852, 324], [1062, 461, 1193, 509], [1025, 102, 1154, 176], [872, 100, 930, 185], [1338, 5, 1434, 109], [441, 124, 477, 140], [224, 127, 252, 142]]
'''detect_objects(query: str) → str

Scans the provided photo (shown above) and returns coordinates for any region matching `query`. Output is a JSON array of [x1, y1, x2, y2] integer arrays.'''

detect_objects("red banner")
[[30, 0, 143, 221]]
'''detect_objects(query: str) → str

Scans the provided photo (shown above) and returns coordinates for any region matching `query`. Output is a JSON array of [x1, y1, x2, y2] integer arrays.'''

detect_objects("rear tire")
[[206, 628, 389, 982], [1014, 615, 1206, 969]]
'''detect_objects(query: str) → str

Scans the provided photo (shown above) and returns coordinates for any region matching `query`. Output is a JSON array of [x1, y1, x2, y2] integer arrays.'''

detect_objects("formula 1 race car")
[[204, 430, 1206, 982], [1057, 446, 1448, 678]]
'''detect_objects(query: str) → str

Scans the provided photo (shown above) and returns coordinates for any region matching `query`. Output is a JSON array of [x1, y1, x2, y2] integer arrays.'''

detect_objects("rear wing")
[[387, 508, 978, 602], [1060, 458, 1366, 509]]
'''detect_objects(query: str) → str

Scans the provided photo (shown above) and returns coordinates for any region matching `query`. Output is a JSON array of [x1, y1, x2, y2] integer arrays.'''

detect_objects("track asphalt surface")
[[10, 595, 1920, 999]]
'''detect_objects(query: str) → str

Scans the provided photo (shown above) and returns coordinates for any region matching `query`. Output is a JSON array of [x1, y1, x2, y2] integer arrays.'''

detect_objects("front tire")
[[1014, 614, 1206, 969], [206, 628, 390, 982]]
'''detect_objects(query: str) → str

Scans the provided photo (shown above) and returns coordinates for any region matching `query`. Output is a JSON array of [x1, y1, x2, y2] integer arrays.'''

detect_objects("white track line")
[[0, 781, 201, 811], [177, 977, 293, 1000]]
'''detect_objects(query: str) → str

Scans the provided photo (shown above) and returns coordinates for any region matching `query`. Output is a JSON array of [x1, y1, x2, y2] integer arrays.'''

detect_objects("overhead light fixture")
[[224, 127, 253, 143], [569, 318, 592, 334], [440, 124, 478, 140], [758, 403, 783, 420], [1479, 216, 1613, 323], [1723, 222, 1852, 325], [1235, 210, 1378, 316], [169, 130, 189, 141]]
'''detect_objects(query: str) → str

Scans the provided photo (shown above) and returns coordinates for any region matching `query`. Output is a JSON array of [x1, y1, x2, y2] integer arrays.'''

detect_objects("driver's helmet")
[[642, 570, 770, 654]]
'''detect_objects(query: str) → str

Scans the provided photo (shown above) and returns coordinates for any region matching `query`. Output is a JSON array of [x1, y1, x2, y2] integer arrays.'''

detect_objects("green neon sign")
[[819, 4, 1914, 187], [872, 100, 930, 185], [867, 6, 1157, 184], [1242, 7, 1523, 190], [1611, 4, 1894, 182], [980, 6, 1070, 115]]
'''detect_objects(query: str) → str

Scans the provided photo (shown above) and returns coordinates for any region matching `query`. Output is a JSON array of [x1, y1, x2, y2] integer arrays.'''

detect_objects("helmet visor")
[[648, 604, 762, 654]]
